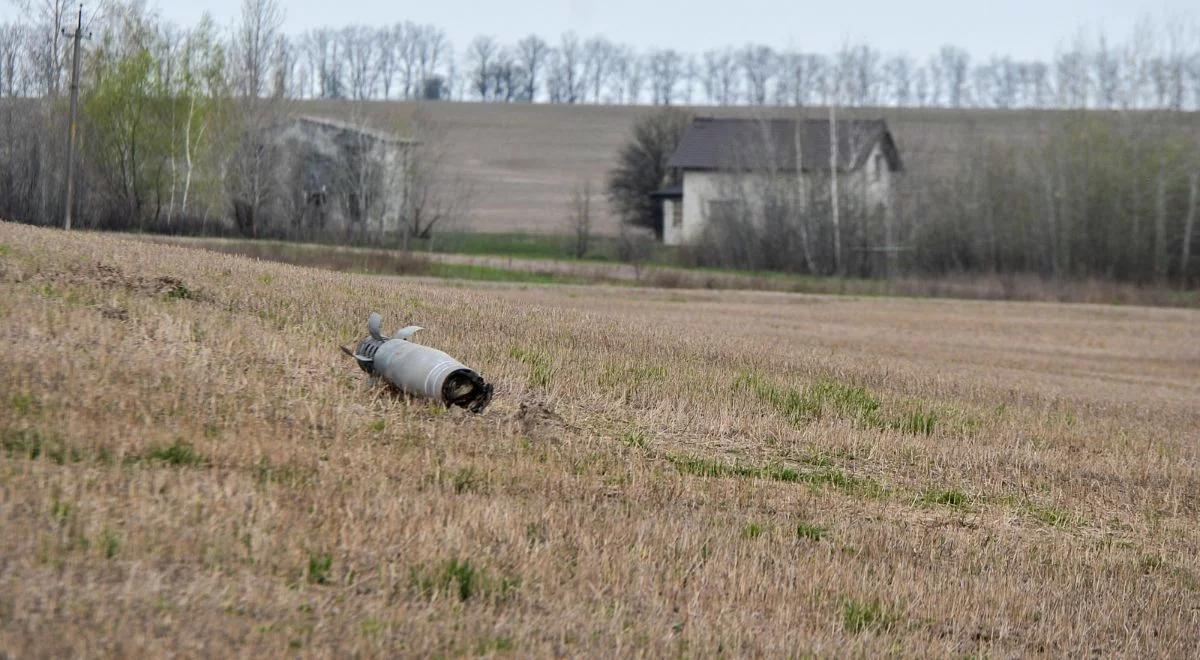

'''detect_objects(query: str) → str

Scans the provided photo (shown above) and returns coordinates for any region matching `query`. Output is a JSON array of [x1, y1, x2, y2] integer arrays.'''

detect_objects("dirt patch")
[[63, 263, 203, 301], [510, 393, 564, 440]]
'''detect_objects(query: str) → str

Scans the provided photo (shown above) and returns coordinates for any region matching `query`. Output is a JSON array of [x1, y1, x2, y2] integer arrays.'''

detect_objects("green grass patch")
[[735, 373, 882, 427], [894, 409, 938, 435], [253, 458, 316, 488], [307, 552, 333, 585], [144, 441, 205, 466], [422, 231, 678, 264], [795, 522, 827, 542], [620, 429, 649, 449], [919, 488, 970, 507], [509, 346, 554, 388], [1024, 503, 1086, 528], [1138, 554, 1166, 574], [667, 454, 798, 482], [409, 558, 519, 603], [429, 263, 586, 285], [665, 453, 885, 497], [101, 530, 121, 559], [741, 522, 765, 540], [841, 598, 899, 635], [475, 636, 516, 654], [163, 281, 193, 300], [423, 231, 580, 260], [1, 427, 81, 464], [736, 372, 940, 436], [8, 392, 42, 417], [451, 467, 481, 494]]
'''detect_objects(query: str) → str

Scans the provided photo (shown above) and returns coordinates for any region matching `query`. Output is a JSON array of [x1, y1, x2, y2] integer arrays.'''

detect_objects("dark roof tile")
[[667, 117, 902, 173]]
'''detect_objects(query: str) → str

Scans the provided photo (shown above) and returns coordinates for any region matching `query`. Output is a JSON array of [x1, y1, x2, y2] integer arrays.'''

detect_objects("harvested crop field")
[[1, 222, 1199, 656]]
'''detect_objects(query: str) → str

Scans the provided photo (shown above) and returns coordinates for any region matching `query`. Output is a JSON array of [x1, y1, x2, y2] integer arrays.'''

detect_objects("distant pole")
[[62, 5, 85, 230]]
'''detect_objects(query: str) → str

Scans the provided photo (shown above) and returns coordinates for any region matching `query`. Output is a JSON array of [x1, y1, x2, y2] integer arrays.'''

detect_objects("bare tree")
[[489, 47, 521, 102], [680, 54, 699, 104], [605, 45, 635, 103], [467, 35, 497, 100], [1182, 169, 1199, 282], [1162, 16, 1189, 110], [836, 43, 882, 106], [648, 49, 682, 105], [414, 24, 447, 96], [395, 22, 418, 98], [1054, 44, 1091, 109], [740, 44, 776, 105], [937, 45, 970, 107], [301, 28, 339, 98], [399, 110, 471, 247], [548, 32, 583, 103], [616, 222, 655, 280], [271, 34, 297, 99], [17, 0, 72, 95], [0, 23, 26, 97], [583, 36, 614, 103], [342, 25, 378, 100], [703, 48, 738, 105], [375, 26, 397, 99], [516, 34, 549, 101], [1120, 17, 1155, 109], [234, 0, 284, 99], [566, 179, 593, 258], [1093, 34, 1121, 109]]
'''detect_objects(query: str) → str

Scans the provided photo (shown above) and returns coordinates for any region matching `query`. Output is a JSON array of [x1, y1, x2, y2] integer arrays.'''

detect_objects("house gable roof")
[[287, 115, 417, 147], [668, 117, 902, 173]]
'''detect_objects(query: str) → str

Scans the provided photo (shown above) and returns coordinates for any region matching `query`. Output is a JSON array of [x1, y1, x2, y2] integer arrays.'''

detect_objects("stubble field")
[[1, 222, 1198, 656]]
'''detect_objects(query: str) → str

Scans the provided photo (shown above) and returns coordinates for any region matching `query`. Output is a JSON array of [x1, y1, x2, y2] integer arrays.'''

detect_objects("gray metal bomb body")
[[372, 339, 470, 402], [349, 313, 492, 413]]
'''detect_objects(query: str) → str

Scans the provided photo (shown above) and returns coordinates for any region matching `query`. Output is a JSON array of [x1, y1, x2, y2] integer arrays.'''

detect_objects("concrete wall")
[[680, 170, 742, 244], [272, 118, 411, 234]]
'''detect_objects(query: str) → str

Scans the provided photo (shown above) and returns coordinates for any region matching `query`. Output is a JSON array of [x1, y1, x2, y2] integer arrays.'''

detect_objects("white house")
[[654, 117, 903, 246]]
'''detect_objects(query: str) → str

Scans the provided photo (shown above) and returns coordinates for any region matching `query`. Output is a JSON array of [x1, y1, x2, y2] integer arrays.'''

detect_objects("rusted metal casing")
[[349, 313, 492, 413]]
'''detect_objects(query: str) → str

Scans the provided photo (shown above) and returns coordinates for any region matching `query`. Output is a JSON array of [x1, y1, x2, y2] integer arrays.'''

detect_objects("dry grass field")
[[2, 221, 1199, 656]]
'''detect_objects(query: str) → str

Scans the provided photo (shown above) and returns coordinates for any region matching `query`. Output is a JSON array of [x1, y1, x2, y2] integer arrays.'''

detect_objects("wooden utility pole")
[[829, 101, 841, 275], [62, 5, 85, 230]]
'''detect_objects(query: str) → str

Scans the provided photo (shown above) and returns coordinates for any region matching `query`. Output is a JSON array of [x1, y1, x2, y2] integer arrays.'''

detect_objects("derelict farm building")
[[655, 117, 903, 246], [266, 116, 415, 236]]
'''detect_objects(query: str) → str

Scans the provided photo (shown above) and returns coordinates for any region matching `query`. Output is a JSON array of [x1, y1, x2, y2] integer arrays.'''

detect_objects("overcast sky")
[[5, 0, 1198, 60]]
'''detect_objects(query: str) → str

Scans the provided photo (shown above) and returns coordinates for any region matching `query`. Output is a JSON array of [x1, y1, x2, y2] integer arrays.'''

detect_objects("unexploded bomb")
[[345, 312, 493, 413]]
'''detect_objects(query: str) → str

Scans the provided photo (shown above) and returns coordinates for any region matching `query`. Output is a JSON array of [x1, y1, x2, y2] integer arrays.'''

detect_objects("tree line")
[[606, 107, 1200, 288], [0, 0, 468, 244], [3, 3, 1200, 110], [1, 0, 1198, 287]]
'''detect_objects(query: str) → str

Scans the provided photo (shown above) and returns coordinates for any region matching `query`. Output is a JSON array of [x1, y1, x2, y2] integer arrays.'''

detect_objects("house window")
[[672, 200, 683, 227], [873, 153, 885, 181]]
